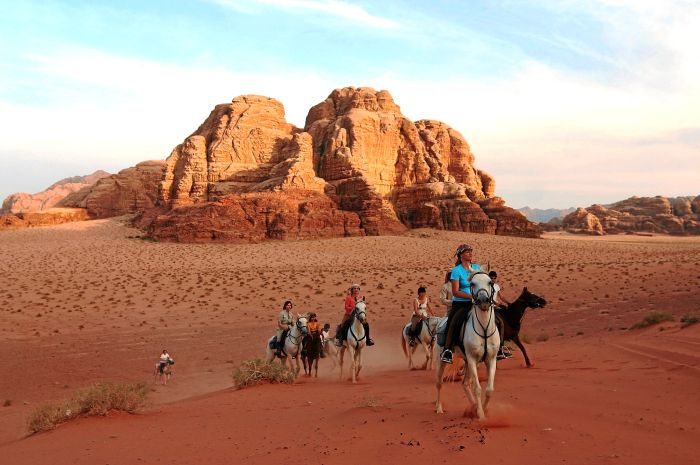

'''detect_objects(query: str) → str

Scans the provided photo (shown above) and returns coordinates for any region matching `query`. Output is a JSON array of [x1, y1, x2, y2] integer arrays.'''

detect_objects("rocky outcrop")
[[562, 195, 700, 235], [149, 191, 362, 242], [1, 171, 110, 214], [0, 208, 89, 229], [150, 87, 538, 242], [60, 161, 165, 218]]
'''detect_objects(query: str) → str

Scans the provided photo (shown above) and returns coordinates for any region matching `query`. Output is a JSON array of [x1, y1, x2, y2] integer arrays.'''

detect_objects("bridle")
[[467, 272, 497, 362], [286, 317, 309, 346], [348, 302, 367, 348]]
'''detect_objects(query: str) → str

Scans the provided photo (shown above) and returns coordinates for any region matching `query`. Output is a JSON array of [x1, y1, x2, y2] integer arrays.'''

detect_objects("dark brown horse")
[[301, 331, 322, 377], [495, 288, 547, 367]]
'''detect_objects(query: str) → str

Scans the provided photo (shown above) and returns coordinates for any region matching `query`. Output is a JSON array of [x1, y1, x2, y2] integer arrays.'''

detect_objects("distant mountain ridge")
[[0, 170, 110, 215], [518, 206, 575, 223]]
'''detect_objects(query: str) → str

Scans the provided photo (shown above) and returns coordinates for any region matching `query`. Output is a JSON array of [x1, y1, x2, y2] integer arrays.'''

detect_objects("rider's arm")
[[426, 298, 433, 316], [451, 278, 471, 300], [344, 295, 355, 314], [440, 285, 451, 306], [412, 299, 419, 317]]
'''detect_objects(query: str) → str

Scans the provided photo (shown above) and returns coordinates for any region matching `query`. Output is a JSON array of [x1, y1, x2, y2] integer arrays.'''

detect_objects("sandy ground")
[[0, 219, 698, 464]]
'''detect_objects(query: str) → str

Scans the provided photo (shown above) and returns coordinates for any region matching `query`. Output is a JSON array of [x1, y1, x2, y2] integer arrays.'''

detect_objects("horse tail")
[[401, 329, 408, 358]]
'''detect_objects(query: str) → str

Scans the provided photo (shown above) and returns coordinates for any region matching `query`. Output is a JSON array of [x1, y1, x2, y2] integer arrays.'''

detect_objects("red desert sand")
[[0, 218, 698, 464]]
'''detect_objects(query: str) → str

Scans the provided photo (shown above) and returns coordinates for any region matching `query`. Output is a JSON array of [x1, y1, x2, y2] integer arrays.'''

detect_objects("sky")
[[0, 0, 698, 209]]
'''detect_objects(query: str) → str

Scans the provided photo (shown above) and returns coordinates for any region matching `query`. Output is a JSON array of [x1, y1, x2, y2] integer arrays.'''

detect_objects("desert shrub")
[[520, 333, 532, 344], [680, 314, 699, 328], [3, 399, 10, 407], [232, 359, 295, 389], [630, 312, 674, 330], [536, 333, 549, 342], [27, 382, 148, 433]]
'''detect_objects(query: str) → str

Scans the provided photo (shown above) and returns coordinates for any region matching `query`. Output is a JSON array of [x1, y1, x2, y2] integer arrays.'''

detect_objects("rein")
[[348, 306, 367, 350]]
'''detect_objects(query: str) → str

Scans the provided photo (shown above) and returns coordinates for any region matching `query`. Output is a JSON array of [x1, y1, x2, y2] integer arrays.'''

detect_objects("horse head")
[[521, 287, 547, 309], [296, 315, 309, 335], [354, 300, 368, 322], [470, 271, 495, 310]]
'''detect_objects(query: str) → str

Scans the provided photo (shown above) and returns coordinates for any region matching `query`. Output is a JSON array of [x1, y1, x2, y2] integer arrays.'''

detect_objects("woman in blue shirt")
[[440, 244, 481, 364]]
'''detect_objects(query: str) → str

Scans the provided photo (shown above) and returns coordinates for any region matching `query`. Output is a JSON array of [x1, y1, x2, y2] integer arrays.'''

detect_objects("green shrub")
[[680, 314, 699, 328], [232, 359, 296, 389], [27, 382, 148, 433], [630, 312, 674, 330]]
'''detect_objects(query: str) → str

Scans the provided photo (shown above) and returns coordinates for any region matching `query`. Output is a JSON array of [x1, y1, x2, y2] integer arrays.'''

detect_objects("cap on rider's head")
[[455, 243, 473, 258], [349, 283, 361, 291]]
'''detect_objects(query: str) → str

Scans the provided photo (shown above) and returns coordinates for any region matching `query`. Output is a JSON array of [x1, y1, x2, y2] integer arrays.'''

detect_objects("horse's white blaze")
[[265, 316, 309, 378], [339, 301, 367, 384], [401, 316, 442, 370], [435, 272, 499, 420]]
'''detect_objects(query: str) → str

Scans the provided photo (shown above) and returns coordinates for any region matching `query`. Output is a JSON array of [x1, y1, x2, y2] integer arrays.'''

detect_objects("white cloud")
[[208, 0, 401, 29]]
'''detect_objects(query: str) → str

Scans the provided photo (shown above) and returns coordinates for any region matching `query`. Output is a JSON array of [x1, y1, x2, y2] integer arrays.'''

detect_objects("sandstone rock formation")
[[60, 161, 166, 218], [150, 87, 538, 242], [0, 171, 110, 214], [562, 195, 700, 235], [0, 208, 89, 230]]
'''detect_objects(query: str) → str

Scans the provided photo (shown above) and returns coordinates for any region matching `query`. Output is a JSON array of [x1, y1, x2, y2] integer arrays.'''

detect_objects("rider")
[[275, 300, 295, 357], [440, 244, 481, 364], [158, 349, 174, 374], [439, 270, 453, 313], [320, 322, 331, 358], [335, 283, 374, 347], [409, 286, 433, 347], [489, 270, 513, 360], [307, 312, 321, 334]]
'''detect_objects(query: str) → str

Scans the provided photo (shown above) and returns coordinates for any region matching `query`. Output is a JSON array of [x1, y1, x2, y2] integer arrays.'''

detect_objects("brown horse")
[[301, 331, 322, 377], [495, 287, 547, 367]]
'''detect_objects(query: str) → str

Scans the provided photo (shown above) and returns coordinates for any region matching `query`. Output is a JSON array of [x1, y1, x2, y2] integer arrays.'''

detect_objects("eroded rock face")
[[149, 191, 362, 243], [563, 196, 700, 235], [1, 171, 110, 214], [0, 208, 89, 229], [60, 161, 165, 218], [150, 87, 538, 241]]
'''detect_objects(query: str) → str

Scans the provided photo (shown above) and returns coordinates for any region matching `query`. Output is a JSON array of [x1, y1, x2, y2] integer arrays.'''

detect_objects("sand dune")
[[0, 218, 698, 464]]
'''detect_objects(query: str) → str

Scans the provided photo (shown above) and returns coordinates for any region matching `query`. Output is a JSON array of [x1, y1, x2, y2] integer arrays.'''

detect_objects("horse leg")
[[483, 353, 497, 411], [421, 340, 430, 370], [512, 334, 532, 367], [408, 337, 415, 370], [435, 361, 447, 414], [466, 356, 484, 420], [314, 357, 319, 378], [356, 348, 363, 381], [338, 347, 345, 381]]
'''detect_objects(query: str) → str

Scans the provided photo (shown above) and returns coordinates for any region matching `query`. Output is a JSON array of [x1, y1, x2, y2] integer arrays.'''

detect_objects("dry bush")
[[630, 312, 674, 330], [27, 382, 148, 433], [232, 359, 296, 390], [680, 314, 699, 328], [536, 333, 550, 342]]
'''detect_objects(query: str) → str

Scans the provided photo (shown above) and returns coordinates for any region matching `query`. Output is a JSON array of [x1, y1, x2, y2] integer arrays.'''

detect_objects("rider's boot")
[[364, 322, 374, 346], [274, 340, 282, 357]]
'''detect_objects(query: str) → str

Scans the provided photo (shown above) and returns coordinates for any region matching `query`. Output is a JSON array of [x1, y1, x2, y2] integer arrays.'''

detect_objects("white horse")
[[339, 299, 368, 384], [401, 316, 443, 370], [265, 315, 309, 377], [435, 272, 499, 420]]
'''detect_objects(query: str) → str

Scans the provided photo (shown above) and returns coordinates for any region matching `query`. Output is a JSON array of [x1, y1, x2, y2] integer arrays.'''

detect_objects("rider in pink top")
[[335, 283, 374, 346]]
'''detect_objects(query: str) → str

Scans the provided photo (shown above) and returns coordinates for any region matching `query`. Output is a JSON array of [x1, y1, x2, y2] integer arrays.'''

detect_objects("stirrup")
[[441, 349, 453, 364], [366, 338, 375, 346], [409, 338, 417, 347]]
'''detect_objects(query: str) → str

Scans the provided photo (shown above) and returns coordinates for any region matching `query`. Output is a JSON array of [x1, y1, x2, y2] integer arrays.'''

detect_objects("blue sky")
[[1, 0, 698, 208]]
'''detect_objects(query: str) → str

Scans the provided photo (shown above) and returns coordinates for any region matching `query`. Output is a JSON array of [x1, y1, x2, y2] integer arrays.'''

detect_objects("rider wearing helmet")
[[440, 244, 481, 364], [275, 300, 295, 357], [335, 283, 374, 346]]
